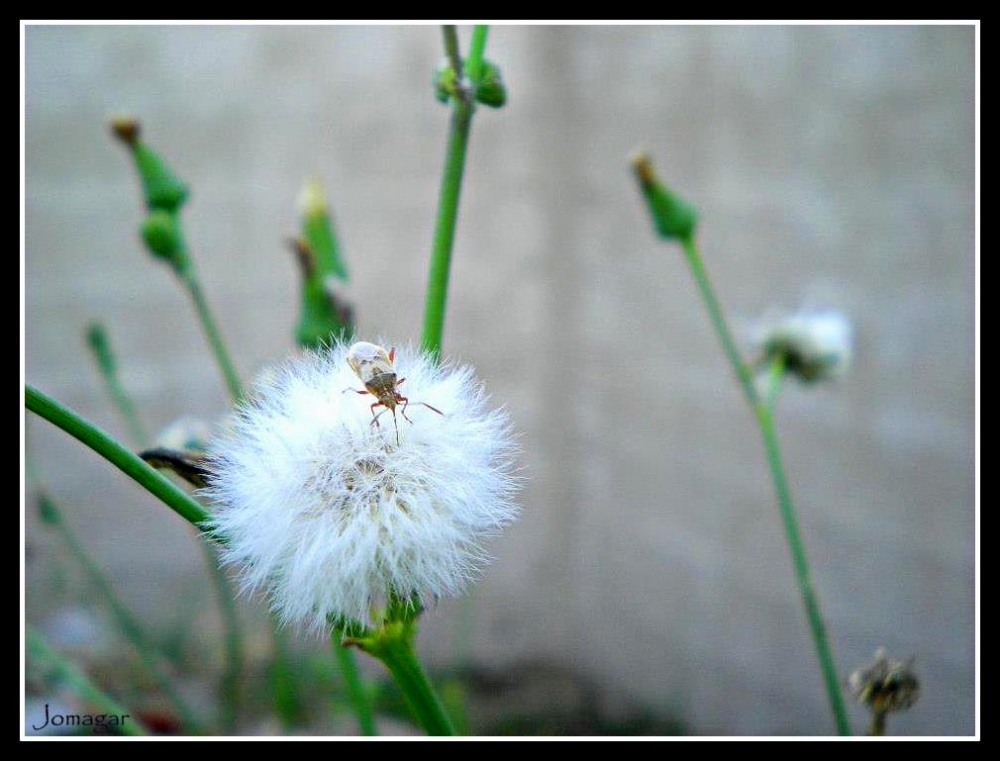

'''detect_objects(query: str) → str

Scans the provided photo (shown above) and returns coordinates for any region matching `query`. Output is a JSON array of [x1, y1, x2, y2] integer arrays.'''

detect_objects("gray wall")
[[25, 25, 975, 735]]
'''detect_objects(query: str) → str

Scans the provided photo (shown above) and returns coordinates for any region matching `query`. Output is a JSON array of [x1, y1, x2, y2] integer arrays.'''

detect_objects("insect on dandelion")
[[204, 341, 520, 632], [344, 341, 443, 446]]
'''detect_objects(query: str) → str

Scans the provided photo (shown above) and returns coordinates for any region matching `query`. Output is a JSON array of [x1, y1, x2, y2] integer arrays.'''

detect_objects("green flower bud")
[[140, 210, 188, 272], [288, 237, 353, 349], [298, 178, 348, 282], [433, 59, 458, 104], [473, 60, 507, 108], [630, 152, 698, 241], [128, 140, 189, 213]]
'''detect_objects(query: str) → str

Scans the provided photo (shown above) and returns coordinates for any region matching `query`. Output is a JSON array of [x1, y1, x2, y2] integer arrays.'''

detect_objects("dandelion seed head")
[[754, 309, 853, 382], [204, 342, 520, 632]]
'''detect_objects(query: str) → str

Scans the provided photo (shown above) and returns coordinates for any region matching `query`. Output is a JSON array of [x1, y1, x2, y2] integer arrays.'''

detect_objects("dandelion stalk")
[[413, 25, 501, 732], [347, 615, 455, 737], [180, 266, 243, 401], [632, 154, 851, 735], [756, 355, 849, 734], [25, 384, 210, 527], [331, 629, 377, 736], [26, 624, 148, 735], [34, 491, 203, 732], [420, 25, 490, 360]]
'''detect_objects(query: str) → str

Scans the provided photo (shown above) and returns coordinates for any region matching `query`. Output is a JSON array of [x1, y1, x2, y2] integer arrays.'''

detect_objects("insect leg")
[[398, 394, 413, 424], [370, 401, 387, 429]]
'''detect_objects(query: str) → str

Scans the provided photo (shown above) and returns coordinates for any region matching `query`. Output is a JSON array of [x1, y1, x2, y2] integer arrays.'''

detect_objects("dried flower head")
[[754, 309, 853, 382], [204, 342, 519, 632], [849, 648, 920, 715]]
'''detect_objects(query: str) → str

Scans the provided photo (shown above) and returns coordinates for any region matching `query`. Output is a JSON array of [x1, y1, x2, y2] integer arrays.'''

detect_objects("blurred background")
[[24, 25, 976, 735]]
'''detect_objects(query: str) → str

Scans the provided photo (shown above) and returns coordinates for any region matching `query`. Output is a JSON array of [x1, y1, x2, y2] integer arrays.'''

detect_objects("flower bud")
[[140, 210, 188, 272], [473, 59, 507, 108], [630, 152, 698, 241]]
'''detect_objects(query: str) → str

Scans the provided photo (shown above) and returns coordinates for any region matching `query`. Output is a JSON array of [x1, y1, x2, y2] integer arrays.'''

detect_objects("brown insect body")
[[364, 370, 401, 411], [346, 341, 443, 445]]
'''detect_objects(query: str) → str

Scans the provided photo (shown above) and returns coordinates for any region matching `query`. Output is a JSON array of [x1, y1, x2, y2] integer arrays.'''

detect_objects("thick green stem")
[[332, 633, 378, 735], [26, 624, 148, 735], [181, 272, 243, 401], [680, 236, 758, 407], [24, 385, 210, 528], [420, 26, 482, 360], [366, 632, 454, 736], [38, 493, 203, 731], [755, 356, 851, 735]]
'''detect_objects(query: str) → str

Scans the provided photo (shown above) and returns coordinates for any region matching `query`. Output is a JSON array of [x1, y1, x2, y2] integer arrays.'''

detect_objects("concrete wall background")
[[24, 25, 976, 735]]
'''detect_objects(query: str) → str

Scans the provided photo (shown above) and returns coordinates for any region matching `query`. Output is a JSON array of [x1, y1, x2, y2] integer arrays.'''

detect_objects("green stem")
[[270, 624, 304, 728], [26, 624, 148, 735], [24, 385, 210, 528], [680, 236, 759, 407], [332, 632, 378, 736], [420, 27, 481, 360], [755, 355, 851, 735], [86, 323, 149, 445], [202, 543, 243, 732], [37, 493, 203, 731], [677, 237, 850, 735], [366, 633, 455, 736], [441, 25, 464, 79], [466, 26, 489, 82], [181, 271, 243, 401], [84, 326, 245, 733]]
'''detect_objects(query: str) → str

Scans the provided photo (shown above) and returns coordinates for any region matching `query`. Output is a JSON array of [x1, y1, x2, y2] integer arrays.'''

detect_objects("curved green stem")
[[332, 632, 378, 735], [26, 625, 148, 735], [24, 385, 210, 528], [754, 356, 850, 735], [181, 271, 243, 401], [83, 324, 244, 732], [358, 626, 454, 736]]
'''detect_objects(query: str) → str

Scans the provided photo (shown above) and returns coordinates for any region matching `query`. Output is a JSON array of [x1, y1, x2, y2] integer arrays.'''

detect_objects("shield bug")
[[345, 341, 443, 445]]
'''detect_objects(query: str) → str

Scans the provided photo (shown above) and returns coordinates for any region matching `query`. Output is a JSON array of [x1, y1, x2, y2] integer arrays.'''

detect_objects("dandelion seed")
[[203, 341, 520, 632]]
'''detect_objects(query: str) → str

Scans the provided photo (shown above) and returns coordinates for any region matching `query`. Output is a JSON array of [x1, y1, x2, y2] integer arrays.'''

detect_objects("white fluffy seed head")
[[203, 342, 520, 633], [754, 309, 853, 382]]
